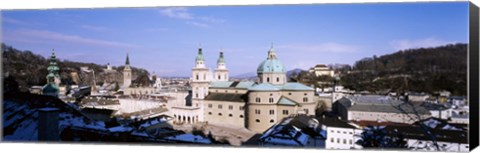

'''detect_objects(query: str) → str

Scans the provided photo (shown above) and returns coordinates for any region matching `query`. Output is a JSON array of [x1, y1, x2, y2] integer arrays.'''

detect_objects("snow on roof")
[[165, 133, 212, 144]]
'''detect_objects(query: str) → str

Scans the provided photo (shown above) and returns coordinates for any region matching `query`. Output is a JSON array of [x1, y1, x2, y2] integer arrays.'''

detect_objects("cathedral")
[[191, 45, 317, 133]]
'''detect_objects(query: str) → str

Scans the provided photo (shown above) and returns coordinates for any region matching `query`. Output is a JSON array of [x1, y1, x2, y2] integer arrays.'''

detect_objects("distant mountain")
[[231, 72, 257, 79], [286, 68, 305, 78]]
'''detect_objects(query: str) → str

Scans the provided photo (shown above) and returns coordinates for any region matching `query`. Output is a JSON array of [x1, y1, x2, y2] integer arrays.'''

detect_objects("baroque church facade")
[[192, 46, 317, 133]]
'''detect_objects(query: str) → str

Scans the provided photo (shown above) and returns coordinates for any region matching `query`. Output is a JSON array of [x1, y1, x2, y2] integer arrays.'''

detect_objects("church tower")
[[256, 45, 287, 85], [46, 49, 61, 86], [123, 53, 132, 88], [43, 49, 60, 97], [214, 51, 229, 81], [191, 47, 210, 99]]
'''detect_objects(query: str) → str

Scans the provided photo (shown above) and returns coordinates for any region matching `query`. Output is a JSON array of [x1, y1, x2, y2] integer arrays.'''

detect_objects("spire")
[[125, 53, 130, 65], [47, 49, 59, 75], [217, 50, 225, 64]]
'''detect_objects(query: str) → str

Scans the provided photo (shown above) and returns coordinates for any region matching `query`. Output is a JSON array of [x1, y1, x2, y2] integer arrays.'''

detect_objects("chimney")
[[38, 108, 60, 141]]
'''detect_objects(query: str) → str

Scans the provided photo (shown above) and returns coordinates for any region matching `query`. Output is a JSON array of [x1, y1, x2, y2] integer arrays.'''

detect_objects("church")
[[191, 45, 317, 133]]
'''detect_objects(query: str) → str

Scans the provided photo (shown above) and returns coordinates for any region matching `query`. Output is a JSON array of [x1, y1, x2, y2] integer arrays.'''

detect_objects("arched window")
[[218, 75, 221, 80]]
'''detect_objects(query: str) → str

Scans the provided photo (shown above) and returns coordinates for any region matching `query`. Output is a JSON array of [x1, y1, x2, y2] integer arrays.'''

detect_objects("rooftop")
[[204, 93, 248, 103]]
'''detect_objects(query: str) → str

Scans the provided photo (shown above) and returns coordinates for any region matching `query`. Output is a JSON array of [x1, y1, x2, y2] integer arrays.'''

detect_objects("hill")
[[341, 43, 467, 95], [2, 43, 150, 92]]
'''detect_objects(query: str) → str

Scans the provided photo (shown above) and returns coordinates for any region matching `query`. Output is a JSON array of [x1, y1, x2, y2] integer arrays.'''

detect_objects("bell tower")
[[123, 53, 132, 88], [214, 51, 229, 81]]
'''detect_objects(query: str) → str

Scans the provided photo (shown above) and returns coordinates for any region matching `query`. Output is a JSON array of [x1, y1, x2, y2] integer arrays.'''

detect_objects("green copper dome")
[[257, 46, 285, 73], [257, 59, 285, 73]]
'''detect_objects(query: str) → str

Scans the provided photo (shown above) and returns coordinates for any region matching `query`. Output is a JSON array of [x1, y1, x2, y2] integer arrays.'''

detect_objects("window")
[[256, 119, 260, 123], [349, 132, 352, 134], [270, 119, 275, 123], [269, 109, 275, 115], [331, 138, 334, 143], [218, 75, 221, 80], [304, 93, 307, 96], [343, 131, 346, 134], [343, 139, 346, 144], [228, 105, 233, 110], [228, 114, 232, 117], [208, 112, 212, 115], [337, 138, 340, 143], [303, 97, 308, 102], [256, 97, 261, 103], [282, 110, 289, 115], [240, 115, 244, 118], [196, 75, 199, 80], [218, 104, 223, 109], [218, 113, 222, 116], [239, 106, 244, 110], [276, 77, 279, 82], [255, 109, 261, 114], [269, 98, 274, 103], [196, 93, 198, 98], [349, 140, 352, 145], [203, 74, 206, 80], [288, 93, 292, 95], [304, 108, 309, 114], [267, 77, 270, 82], [208, 104, 212, 108], [225, 90, 228, 93]]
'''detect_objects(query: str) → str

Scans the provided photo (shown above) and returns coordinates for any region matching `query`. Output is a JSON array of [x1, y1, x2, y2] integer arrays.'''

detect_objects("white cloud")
[[277, 42, 359, 53], [158, 7, 193, 19], [198, 16, 225, 24], [186, 21, 209, 28], [11, 29, 138, 48], [2, 17, 28, 25], [158, 7, 225, 28], [79, 25, 107, 32], [145, 27, 169, 32], [389, 38, 456, 51]]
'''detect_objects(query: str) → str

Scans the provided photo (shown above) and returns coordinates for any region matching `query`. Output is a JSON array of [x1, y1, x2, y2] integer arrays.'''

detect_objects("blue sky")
[[2, 2, 469, 77]]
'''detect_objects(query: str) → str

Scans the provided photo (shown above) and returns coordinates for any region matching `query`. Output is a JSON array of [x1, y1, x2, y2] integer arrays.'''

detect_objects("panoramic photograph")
[[2, 2, 471, 152]]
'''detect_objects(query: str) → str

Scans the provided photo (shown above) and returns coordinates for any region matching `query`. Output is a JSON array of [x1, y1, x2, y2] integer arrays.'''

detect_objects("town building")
[[332, 95, 431, 124], [317, 116, 363, 149], [191, 45, 317, 133], [308, 64, 335, 77]]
